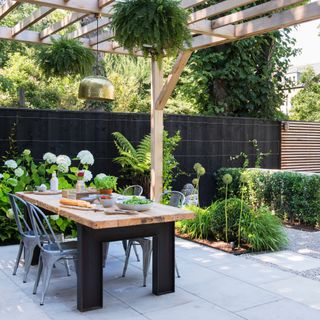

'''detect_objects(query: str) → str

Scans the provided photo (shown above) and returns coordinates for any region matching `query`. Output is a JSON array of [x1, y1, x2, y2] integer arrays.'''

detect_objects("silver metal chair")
[[122, 190, 185, 285], [9, 194, 38, 283], [27, 202, 78, 305], [123, 185, 143, 196]]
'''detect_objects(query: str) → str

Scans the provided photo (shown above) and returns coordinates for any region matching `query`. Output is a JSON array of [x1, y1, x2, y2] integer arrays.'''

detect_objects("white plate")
[[115, 201, 152, 212]]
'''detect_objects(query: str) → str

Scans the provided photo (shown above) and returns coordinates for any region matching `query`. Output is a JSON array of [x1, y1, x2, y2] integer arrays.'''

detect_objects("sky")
[[289, 2, 320, 67]]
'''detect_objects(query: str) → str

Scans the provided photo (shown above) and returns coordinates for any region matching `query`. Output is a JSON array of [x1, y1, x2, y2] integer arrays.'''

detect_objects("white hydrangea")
[[5, 159, 17, 169], [6, 208, 14, 220], [14, 167, 24, 177], [83, 170, 93, 182], [23, 149, 31, 156], [0, 173, 3, 179], [57, 163, 69, 173], [95, 173, 106, 180], [77, 150, 94, 166], [43, 152, 57, 164], [56, 155, 71, 167]]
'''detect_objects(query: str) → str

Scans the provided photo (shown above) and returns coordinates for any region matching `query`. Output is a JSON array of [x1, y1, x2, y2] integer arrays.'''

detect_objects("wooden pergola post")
[[150, 58, 164, 201]]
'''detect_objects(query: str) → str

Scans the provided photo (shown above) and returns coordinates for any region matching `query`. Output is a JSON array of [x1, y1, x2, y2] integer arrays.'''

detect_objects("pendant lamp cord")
[[95, 14, 101, 76]]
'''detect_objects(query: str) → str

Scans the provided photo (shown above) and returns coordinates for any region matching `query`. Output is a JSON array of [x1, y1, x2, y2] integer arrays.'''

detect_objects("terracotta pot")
[[100, 189, 113, 195]]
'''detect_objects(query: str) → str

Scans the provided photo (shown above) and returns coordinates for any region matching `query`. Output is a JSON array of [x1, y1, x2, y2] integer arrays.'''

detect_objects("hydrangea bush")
[[0, 149, 95, 243]]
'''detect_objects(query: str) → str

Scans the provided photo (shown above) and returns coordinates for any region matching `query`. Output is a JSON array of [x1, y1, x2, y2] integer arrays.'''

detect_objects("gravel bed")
[[244, 227, 320, 281]]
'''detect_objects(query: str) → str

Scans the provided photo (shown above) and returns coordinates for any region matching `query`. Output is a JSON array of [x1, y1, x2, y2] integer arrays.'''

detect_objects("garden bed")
[[175, 230, 250, 255]]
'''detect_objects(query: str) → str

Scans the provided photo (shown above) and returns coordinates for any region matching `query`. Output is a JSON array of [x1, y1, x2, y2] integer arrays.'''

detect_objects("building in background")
[[281, 63, 320, 115]]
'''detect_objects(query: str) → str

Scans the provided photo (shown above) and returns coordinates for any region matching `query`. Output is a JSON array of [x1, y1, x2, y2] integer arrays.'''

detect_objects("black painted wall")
[[0, 108, 281, 205]]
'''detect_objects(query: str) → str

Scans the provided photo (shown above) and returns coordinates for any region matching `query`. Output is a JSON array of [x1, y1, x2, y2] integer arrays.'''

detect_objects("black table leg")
[[152, 222, 175, 295], [77, 224, 103, 312]]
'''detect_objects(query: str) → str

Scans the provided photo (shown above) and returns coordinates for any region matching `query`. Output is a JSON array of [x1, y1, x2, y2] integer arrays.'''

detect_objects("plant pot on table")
[[99, 189, 113, 195]]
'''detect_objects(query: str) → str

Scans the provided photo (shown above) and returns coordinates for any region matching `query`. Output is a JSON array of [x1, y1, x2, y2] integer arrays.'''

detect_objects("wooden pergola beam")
[[40, 12, 87, 39], [89, 30, 114, 46], [0, 0, 19, 19], [98, 0, 114, 8], [191, 0, 320, 50], [15, 0, 114, 16], [155, 50, 192, 110], [210, 0, 305, 29], [180, 0, 208, 9], [190, 20, 236, 38], [12, 6, 55, 36], [189, 0, 256, 24], [66, 17, 110, 39]]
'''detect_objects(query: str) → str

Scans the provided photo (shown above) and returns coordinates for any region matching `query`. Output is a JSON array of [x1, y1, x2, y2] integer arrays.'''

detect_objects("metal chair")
[[122, 190, 184, 286], [27, 202, 78, 305], [9, 193, 38, 283], [123, 185, 143, 196]]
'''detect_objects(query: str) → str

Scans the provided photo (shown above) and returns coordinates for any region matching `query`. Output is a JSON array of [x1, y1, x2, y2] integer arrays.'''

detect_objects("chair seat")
[[43, 241, 77, 254]]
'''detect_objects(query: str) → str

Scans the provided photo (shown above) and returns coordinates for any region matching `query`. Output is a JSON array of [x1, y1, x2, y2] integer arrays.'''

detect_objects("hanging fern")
[[36, 37, 95, 77], [111, 0, 192, 62]]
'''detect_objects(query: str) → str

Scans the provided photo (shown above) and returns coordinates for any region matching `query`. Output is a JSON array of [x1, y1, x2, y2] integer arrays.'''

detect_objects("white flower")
[[6, 208, 14, 220], [57, 163, 69, 173], [23, 149, 31, 156], [83, 170, 93, 182], [5, 159, 17, 169], [14, 167, 24, 177], [0, 173, 3, 179], [95, 173, 106, 180], [77, 150, 94, 166], [56, 155, 71, 167], [43, 152, 57, 164]]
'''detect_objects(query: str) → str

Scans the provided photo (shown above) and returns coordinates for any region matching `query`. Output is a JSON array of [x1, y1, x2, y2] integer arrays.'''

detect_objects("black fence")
[[0, 108, 281, 205]]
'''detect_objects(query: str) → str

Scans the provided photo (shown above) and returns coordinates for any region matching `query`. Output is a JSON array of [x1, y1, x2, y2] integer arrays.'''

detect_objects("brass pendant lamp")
[[78, 14, 114, 101]]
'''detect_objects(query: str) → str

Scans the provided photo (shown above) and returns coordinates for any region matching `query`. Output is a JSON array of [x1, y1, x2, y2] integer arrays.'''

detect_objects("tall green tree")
[[291, 67, 320, 121]]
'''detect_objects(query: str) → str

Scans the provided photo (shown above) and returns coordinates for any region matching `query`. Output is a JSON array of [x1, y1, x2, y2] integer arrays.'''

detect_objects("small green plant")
[[37, 37, 95, 77], [222, 173, 233, 242], [242, 207, 288, 251], [94, 175, 118, 191], [192, 163, 205, 206], [111, 0, 191, 63], [238, 172, 248, 247]]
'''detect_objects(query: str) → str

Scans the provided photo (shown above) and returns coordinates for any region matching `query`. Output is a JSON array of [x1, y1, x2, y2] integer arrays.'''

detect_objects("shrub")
[[209, 198, 250, 243], [216, 168, 320, 227], [242, 207, 288, 251], [177, 205, 212, 239]]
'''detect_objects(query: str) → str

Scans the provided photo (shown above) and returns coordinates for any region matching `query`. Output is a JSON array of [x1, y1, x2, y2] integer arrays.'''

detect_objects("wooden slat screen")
[[281, 121, 320, 172]]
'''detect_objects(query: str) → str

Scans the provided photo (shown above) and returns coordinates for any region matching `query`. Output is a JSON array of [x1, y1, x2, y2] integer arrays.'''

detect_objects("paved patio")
[[1, 238, 320, 320]]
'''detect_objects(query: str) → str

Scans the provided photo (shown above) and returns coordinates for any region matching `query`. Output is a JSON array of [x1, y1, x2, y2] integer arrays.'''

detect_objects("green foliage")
[[176, 30, 298, 119], [216, 168, 320, 227], [36, 37, 95, 77], [291, 67, 320, 121], [177, 206, 212, 239], [242, 206, 288, 252], [209, 198, 251, 243], [0, 49, 83, 109], [94, 175, 118, 190], [111, 0, 191, 62], [113, 130, 181, 193]]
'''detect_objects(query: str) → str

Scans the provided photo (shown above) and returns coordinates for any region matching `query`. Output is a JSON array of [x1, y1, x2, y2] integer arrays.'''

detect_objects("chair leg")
[[23, 244, 36, 283], [64, 259, 71, 276], [73, 258, 78, 277], [122, 241, 132, 278], [33, 255, 43, 295], [40, 257, 55, 305], [140, 240, 152, 287], [175, 262, 180, 278], [133, 244, 140, 262], [102, 242, 109, 268], [13, 241, 24, 276]]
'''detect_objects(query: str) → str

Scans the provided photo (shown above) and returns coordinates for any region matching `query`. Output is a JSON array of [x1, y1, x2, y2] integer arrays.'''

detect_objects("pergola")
[[1, 0, 320, 200]]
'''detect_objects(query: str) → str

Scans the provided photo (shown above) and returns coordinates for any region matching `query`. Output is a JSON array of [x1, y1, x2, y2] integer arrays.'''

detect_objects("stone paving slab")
[[0, 239, 320, 320], [252, 250, 320, 272]]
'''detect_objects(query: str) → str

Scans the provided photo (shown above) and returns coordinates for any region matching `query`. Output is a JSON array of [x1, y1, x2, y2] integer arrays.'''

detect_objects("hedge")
[[216, 168, 320, 227]]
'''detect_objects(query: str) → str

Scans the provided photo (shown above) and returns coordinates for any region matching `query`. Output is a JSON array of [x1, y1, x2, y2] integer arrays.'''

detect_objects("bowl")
[[100, 196, 115, 208], [115, 201, 153, 212]]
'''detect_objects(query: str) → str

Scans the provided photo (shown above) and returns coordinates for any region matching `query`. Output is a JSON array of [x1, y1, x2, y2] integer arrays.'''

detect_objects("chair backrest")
[[26, 202, 63, 252], [161, 191, 186, 208], [8, 193, 32, 237], [123, 185, 143, 196]]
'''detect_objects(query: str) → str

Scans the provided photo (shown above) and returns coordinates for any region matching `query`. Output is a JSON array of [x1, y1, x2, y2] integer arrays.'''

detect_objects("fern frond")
[[137, 134, 151, 163], [113, 132, 137, 157]]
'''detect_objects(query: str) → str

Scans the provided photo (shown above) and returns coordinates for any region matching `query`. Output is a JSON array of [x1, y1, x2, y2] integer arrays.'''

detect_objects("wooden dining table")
[[16, 192, 195, 312]]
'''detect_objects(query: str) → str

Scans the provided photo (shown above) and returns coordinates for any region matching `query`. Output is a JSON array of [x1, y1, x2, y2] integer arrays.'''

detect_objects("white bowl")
[[115, 201, 152, 212]]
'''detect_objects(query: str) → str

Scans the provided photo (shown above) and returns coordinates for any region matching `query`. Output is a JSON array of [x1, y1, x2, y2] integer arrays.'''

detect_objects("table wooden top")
[[16, 192, 195, 230]]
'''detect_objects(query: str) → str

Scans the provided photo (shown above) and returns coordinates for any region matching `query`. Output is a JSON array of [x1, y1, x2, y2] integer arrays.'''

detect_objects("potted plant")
[[94, 175, 118, 194], [111, 0, 191, 63]]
